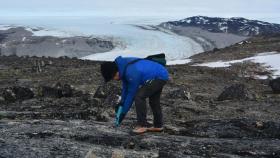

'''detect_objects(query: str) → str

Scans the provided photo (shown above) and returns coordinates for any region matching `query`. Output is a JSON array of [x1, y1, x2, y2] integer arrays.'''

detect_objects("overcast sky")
[[0, 0, 279, 23]]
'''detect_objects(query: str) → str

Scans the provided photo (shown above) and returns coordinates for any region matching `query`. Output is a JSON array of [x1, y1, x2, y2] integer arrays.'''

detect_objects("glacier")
[[0, 16, 203, 61]]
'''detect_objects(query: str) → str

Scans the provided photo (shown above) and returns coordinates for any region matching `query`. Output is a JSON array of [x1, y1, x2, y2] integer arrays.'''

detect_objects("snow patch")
[[194, 52, 280, 79], [194, 61, 233, 67], [62, 39, 67, 43], [0, 25, 12, 30], [167, 59, 192, 65], [254, 27, 260, 35], [1, 43, 7, 48], [181, 19, 191, 23], [162, 23, 173, 29], [220, 26, 228, 32], [257, 21, 268, 25], [26, 28, 78, 37]]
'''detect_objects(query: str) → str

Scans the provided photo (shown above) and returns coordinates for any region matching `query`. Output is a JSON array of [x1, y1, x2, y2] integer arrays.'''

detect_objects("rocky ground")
[[190, 34, 280, 63], [1, 44, 280, 158], [159, 25, 247, 51]]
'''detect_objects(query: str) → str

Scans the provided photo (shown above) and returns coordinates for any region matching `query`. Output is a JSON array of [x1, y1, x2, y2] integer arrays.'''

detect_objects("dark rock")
[[40, 83, 75, 98], [94, 83, 121, 107], [103, 93, 120, 108], [269, 77, 280, 93], [13, 86, 34, 100], [95, 111, 110, 122], [2, 89, 16, 102], [40, 86, 63, 98], [94, 83, 119, 98], [94, 86, 107, 98], [178, 119, 280, 139], [0, 34, 7, 43], [26, 131, 55, 139], [217, 84, 253, 101], [2, 86, 34, 102], [165, 86, 191, 100], [158, 150, 195, 158], [213, 48, 219, 52], [61, 84, 73, 97]]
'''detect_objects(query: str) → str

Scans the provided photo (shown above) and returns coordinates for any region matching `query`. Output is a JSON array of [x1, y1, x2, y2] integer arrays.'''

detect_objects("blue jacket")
[[115, 56, 169, 116]]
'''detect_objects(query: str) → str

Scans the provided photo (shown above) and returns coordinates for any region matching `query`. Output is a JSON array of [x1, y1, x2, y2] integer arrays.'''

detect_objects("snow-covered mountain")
[[160, 16, 280, 36]]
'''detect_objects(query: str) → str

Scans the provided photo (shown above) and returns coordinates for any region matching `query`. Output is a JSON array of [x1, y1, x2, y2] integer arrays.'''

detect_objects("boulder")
[[2, 89, 16, 102], [40, 83, 74, 98], [40, 86, 63, 98], [217, 84, 253, 101], [269, 77, 280, 93], [2, 86, 34, 102]]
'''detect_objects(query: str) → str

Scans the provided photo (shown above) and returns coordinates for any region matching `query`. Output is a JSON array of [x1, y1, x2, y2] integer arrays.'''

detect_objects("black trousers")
[[135, 79, 166, 128]]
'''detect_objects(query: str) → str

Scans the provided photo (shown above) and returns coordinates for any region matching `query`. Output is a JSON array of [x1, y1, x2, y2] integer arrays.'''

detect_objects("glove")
[[115, 103, 122, 113], [115, 106, 125, 127]]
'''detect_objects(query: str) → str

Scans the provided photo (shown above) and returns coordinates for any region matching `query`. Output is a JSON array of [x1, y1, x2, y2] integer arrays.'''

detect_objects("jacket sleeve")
[[120, 81, 127, 104], [121, 72, 141, 114]]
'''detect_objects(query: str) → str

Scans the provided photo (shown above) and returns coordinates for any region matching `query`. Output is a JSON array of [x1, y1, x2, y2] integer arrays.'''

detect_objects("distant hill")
[[160, 16, 280, 36], [0, 27, 114, 58]]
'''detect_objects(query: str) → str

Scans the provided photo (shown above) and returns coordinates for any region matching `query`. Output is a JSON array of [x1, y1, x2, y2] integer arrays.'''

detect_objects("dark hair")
[[100, 61, 118, 82]]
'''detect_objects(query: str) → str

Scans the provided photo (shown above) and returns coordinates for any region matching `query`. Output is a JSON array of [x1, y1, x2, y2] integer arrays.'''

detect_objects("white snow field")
[[166, 59, 192, 65], [194, 52, 280, 78], [0, 16, 204, 62], [0, 25, 13, 30]]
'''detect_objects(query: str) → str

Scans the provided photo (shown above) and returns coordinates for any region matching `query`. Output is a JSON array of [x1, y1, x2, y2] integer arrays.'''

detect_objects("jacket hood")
[[115, 56, 138, 80]]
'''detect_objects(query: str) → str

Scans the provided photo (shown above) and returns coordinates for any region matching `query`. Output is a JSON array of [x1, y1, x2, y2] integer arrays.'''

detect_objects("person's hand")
[[115, 106, 125, 127]]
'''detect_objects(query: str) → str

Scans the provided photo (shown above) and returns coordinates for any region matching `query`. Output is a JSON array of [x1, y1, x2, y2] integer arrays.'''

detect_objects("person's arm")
[[115, 71, 141, 126], [120, 81, 127, 105], [122, 79, 140, 114]]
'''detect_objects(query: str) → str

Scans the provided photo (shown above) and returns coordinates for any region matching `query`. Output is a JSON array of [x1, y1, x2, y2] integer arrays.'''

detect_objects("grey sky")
[[0, 0, 279, 23]]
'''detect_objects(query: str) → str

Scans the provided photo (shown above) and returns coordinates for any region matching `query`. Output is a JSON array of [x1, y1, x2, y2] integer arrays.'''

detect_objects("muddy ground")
[[0, 53, 280, 158]]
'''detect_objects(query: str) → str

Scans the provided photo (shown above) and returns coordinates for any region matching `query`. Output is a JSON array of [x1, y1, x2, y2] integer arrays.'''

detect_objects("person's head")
[[100, 61, 120, 82]]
